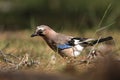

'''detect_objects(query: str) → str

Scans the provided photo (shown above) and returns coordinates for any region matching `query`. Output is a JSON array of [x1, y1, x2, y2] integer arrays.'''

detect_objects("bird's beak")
[[31, 33, 38, 37], [31, 29, 43, 37]]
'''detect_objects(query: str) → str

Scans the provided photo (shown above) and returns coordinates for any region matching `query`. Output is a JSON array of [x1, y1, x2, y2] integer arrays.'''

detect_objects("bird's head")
[[31, 25, 50, 37]]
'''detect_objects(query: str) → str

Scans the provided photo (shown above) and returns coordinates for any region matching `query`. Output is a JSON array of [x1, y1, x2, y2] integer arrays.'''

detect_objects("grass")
[[0, 30, 66, 72], [0, 29, 120, 80], [0, 30, 120, 72]]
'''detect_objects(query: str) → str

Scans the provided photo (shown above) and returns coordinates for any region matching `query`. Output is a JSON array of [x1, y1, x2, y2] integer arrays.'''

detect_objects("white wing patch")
[[74, 39, 80, 44], [73, 45, 84, 57], [70, 38, 94, 57]]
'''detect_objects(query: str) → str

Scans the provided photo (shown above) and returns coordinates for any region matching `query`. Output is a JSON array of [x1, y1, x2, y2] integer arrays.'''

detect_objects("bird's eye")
[[37, 29, 43, 34]]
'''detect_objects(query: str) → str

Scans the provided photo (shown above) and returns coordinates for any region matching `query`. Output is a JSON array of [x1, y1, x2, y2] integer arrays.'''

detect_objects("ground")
[[0, 30, 120, 80]]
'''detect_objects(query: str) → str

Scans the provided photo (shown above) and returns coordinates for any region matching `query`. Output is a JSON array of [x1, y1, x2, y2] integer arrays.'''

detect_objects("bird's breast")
[[43, 37, 57, 51]]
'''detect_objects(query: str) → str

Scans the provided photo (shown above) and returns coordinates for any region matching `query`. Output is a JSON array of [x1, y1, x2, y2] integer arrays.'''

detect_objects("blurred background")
[[0, 0, 120, 31], [0, 0, 120, 80]]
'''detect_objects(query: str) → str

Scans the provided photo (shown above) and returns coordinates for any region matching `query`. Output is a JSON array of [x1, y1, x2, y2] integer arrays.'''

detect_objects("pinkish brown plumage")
[[31, 25, 113, 58]]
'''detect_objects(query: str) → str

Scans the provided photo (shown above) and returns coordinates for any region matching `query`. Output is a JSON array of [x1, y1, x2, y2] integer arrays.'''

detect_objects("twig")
[[6, 53, 20, 60], [15, 53, 29, 69], [86, 36, 102, 64], [92, 3, 113, 38], [86, 3, 113, 63], [97, 3, 112, 28], [96, 22, 115, 34], [0, 50, 14, 64]]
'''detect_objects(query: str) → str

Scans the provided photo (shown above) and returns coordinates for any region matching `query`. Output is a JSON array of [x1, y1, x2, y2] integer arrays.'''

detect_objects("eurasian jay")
[[31, 25, 113, 58]]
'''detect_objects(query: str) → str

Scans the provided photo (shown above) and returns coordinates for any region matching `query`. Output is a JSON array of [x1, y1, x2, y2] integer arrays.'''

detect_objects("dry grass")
[[0, 30, 120, 80]]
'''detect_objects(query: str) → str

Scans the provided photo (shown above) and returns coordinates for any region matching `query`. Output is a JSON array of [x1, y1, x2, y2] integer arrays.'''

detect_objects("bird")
[[31, 25, 113, 58]]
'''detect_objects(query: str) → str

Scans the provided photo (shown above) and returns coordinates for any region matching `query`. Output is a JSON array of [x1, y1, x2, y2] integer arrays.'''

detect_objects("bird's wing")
[[53, 34, 95, 49], [68, 37, 95, 46], [54, 33, 73, 44], [52, 33, 73, 50], [68, 36, 113, 47]]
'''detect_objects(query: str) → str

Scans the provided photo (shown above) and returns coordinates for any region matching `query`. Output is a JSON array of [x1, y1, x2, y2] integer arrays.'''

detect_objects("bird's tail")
[[88, 36, 113, 46]]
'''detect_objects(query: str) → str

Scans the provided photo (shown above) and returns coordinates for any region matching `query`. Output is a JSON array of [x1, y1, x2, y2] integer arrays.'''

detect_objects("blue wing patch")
[[57, 43, 72, 50]]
